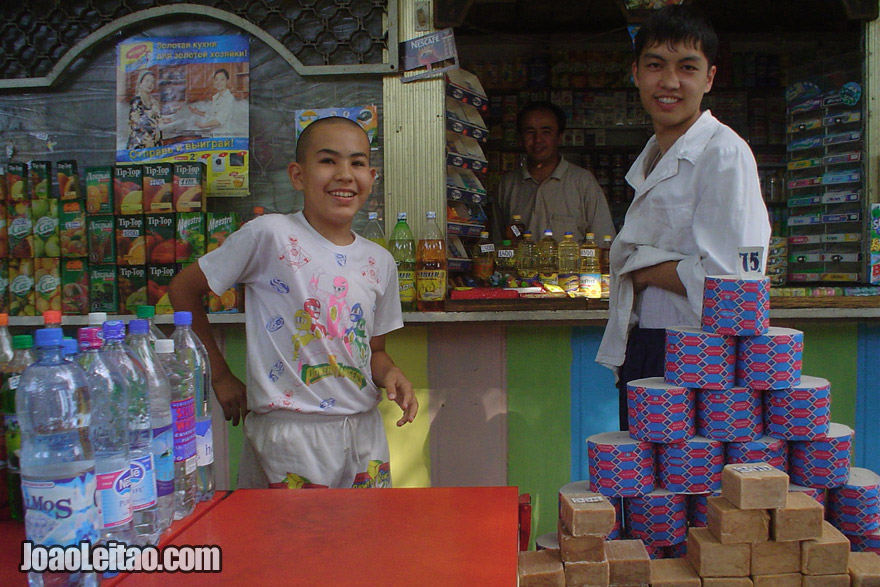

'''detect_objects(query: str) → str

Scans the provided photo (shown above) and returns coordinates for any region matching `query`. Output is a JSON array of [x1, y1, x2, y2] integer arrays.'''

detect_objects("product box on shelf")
[[0, 259, 7, 314], [59, 201, 87, 258], [115, 215, 146, 266], [6, 162, 27, 201], [143, 162, 173, 212], [446, 167, 487, 205], [61, 258, 89, 315], [7, 200, 34, 258], [872, 204, 880, 285], [34, 258, 61, 314], [87, 214, 116, 265], [446, 68, 489, 113], [147, 264, 176, 314], [176, 212, 205, 263], [9, 258, 35, 316], [57, 160, 82, 200], [117, 265, 147, 314], [85, 166, 114, 214], [445, 97, 489, 142], [28, 161, 51, 199], [446, 132, 488, 174], [172, 162, 205, 212], [114, 165, 143, 215], [89, 264, 118, 313], [0, 205, 7, 258], [32, 198, 60, 258], [207, 285, 241, 314], [207, 212, 238, 252], [146, 213, 176, 264]]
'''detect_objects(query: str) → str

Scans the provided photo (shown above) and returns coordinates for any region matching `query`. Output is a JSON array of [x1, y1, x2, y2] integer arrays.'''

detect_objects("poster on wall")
[[116, 35, 250, 197], [293, 106, 379, 147]]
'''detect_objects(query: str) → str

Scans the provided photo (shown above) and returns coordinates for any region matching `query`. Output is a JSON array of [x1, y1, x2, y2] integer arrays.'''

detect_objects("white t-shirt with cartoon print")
[[199, 212, 403, 415]]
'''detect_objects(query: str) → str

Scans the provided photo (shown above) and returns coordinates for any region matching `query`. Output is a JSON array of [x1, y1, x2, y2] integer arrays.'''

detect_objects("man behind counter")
[[491, 101, 616, 244]]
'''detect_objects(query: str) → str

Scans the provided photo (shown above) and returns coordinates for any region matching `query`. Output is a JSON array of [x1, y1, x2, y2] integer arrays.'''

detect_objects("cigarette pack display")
[[847, 551, 880, 584], [142, 162, 173, 212], [626, 377, 695, 443], [559, 491, 616, 537], [656, 436, 724, 493], [771, 490, 824, 542], [649, 557, 700, 586], [686, 527, 751, 578], [735, 327, 803, 390], [176, 212, 205, 263], [7, 200, 34, 258], [706, 496, 769, 544], [87, 215, 116, 265], [57, 160, 82, 200], [764, 375, 831, 440], [701, 275, 770, 336], [85, 166, 114, 214], [146, 213, 176, 264], [623, 489, 688, 546], [172, 162, 205, 212], [721, 463, 788, 510], [664, 326, 735, 390], [6, 162, 27, 201], [697, 387, 763, 442], [32, 198, 59, 258], [116, 215, 146, 265], [605, 539, 651, 585], [587, 431, 655, 498], [801, 520, 851, 575], [789, 422, 853, 489], [725, 435, 788, 472], [34, 258, 61, 313], [827, 467, 880, 535], [28, 161, 51, 199], [61, 259, 89, 315], [9, 258, 35, 316], [114, 165, 143, 215], [117, 265, 147, 315], [59, 201, 87, 258], [517, 549, 564, 587], [89, 264, 117, 313]]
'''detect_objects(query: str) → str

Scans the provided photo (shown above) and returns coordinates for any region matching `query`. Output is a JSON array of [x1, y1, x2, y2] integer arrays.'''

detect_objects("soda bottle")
[[361, 212, 387, 248], [155, 339, 197, 521], [18, 328, 101, 586], [2, 334, 35, 522], [471, 231, 495, 286], [506, 214, 526, 244], [78, 327, 135, 546], [171, 311, 215, 502], [42, 309, 63, 329], [516, 231, 538, 284], [600, 235, 613, 299], [558, 232, 580, 294], [496, 239, 517, 280], [137, 305, 167, 345], [103, 320, 160, 545], [128, 319, 174, 534], [416, 211, 447, 311], [579, 232, 602, 299], [537, 229, 558, 287], [388, 212, 417, 312]]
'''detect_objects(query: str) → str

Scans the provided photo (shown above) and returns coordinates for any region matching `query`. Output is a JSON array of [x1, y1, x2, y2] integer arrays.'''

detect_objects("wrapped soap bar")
[[827, 467, 880, 535], [701, 275, 770, 336], [664, 326, 735, 390], [697, 387, 763, 442], [789, 422, 853, 489], [735, 326, 803, 390], [626, 377, 695, 443]]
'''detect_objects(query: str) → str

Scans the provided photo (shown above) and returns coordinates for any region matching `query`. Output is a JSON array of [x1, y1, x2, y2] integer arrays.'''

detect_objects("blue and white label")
[[130, 454, 157, 511], [152, 424, 174, 498], [195, 419, 214, 466], [22, 469, 100, 546], [96, 467, 132, 528]]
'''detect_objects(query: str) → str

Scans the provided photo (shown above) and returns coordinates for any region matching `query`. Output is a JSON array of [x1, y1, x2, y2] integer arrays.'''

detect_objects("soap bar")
[[707, 496, 769, 544], [518, 549, 565, 587], [801, 520, 851, 575], [650, 558, 700, 586], [564, 558, 610, 587], [751, 573, 800, 587], [771, 490, 824, 542], [558, 522, 605, 563], [848, 551, 880, 587], [721, 463, 788, 510], [802, 574, 851, 587], [686, 527, 751, 577], [605, 539, 651, 585], [701, 579, 753, 587], [560, 492, 617, 536], [750, 539, 800, 575]]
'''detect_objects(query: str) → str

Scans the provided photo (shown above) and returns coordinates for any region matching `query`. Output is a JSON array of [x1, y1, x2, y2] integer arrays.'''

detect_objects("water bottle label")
[[398, 270, 415, 303], [416, 270, 446, 301], [130, 454, 158, 510], [171, 397, 196, 463], [96, 467, 133, 528], [196, 420, 214, 466], [22, 470, 100, 546], [153, 424, 174, 498]]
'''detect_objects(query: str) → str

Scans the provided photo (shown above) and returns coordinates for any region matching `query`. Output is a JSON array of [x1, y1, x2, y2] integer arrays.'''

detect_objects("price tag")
[[737, 246, 764, 279], [479, 244, 495, 253]]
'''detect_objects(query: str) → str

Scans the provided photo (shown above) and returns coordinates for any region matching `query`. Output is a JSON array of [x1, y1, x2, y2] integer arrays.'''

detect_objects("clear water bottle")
[[78, 327, 135, 546], [2, 334, 35, 522], [171, 311, 215, 502], [136, 305, 166, 345], [88, 312, 107, 341], [102, 320, 160, 545], [0, 313, 14, 521], [0, 313, 14, 370], [18, 328, 101, 586], [127, 319, 174, 534], [155, 339, 197, 520], [361, 211, 387, 248]]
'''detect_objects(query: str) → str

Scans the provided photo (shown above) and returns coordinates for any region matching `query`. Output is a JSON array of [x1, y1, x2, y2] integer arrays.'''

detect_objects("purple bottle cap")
[[128, 319, 149, 335], [78, 327, 103, 350], [34, 328, 63, 348], [102, 320, 125, 341], [173, 311, 193, 326]]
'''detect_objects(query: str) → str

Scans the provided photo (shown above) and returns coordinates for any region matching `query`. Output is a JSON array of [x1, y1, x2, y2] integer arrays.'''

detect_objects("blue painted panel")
[[856, 323, 880, 472]]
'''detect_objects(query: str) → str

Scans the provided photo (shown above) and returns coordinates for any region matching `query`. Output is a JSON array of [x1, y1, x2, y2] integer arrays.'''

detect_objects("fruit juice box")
[[32, 198, 60, 258], [28, 161, 52, 200], [117, 265, 147, 314], [0, 174, 6, 200], [207, 211, 238, 253], [0, 205, 7, 258], [114, 165, 144, 215], [87, 215, 116, 265], [34, 258, 61, 313], [146, 213, 176, 264], [173, 162, 205, 212], [6, 162, 27, 201], [0, 260, 8, 314], [7, 201, 34, 258], [57, 160, 82, 201], [116, 215, 146, 265], [176, 212, 205, 263], [59, 201, 87, 258], [143, 163, 173, 212], [61, 259, 89, 315], [89, 264, 118, 313], [85, 166, 114, 214], [148, 264, 176, 314], [208, 284, 242, 314], [9, 258, 35, 316]]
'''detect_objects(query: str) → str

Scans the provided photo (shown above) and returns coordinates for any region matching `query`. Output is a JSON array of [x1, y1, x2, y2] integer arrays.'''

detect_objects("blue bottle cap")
[[102, 320, 126, 341], [62, 338, 78, 356], [35, 328, 64, 348], [128, 319, 149, 335], [173, 311, 193, 326]]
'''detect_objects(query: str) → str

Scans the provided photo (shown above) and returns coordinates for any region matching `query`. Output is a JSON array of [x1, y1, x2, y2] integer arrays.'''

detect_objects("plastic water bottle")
[[2, 334, 35, 522], [103, 320, 160, 545], [0, 313, 13, 521], [88, 312, 107, 341], [558, 232, 580, 294], [18, 328, 101, 586], [136, 305, 166, 345], [78, 327, 135, 546], [171, 312, 214, 502], [388, 212, 416, 312], [361, 211, 387, 248], [155, 339, 197, 520], [62, 337, 79, 360], [127, 319, 174, 534], [0, 313, 13, 368], [537, 229, 558, 286], [42, 309, 63, 329]]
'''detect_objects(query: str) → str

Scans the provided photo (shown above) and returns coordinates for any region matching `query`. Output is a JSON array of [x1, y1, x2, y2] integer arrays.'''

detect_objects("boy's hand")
[[213, 370, 248, 426], [383, 366, 418, 426]]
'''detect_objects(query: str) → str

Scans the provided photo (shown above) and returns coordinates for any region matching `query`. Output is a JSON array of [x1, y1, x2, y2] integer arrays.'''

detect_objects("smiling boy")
[[596, 6, 771, 429]]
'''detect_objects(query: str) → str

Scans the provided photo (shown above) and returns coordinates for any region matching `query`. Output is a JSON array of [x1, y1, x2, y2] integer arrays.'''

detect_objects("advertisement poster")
[[400, 28, 459, 82], [116, 35, 250, 197], [293, 106, 379, 148]]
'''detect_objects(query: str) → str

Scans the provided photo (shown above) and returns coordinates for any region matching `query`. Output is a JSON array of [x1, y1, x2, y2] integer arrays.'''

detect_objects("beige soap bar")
[[849, 551, 880, 587], [750, 539, 800, 575], [649, 557, 700, 586], [518, 549, 565, 587], [564, 558, 609, 587], [701, 579, 754, 587], [803, 573, 851, 587], [721, 463, 788, 510], [801, 520, 851, 575], [605, 539, 651, 585], [707, 496, 769, 544], [560, 491, 617, 536], [750, 573, 801, 587], [686, 527, 751, 577], [771, 490, 824, 542], [558, 521, 605, 563]]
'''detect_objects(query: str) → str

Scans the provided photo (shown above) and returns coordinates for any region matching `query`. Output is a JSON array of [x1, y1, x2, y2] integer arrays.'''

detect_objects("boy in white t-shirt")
[[169, 117, 417, 489]]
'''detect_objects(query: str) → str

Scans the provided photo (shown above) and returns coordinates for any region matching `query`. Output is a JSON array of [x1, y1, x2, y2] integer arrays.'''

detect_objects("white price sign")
[[737, 246, 764, 279]]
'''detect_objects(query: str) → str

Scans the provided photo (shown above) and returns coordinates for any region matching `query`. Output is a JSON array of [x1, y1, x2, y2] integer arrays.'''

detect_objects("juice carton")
[[116, 215, 146, 265], [57, 160, 82, 201], [7, 201, 34, 258], [59, 201, 87, 258], [32, 198, 60, 258], [143, 163, 173, 212], [61, 259, 89, 315], [114, 165, 144, 215], [0, 174, 6, 200], [148, 264, 176, 314], [89, 264, 118, 313], [87, 215, 116, 265], [9, 258, 35, 316], [173, 162, 205, 212], [0, 205, 7, 258], [29, 161, 52, 200], [176, 212, 205, 263], [6, 162, 27, 201], [146, 213, 176, 264], [208, 284, 242, 314], [207, 211, 238, 252], [117, 265, 147, 314], [0, 260, 8, 314], [34, 258, 61, 314], [85, 166, 114, 214]]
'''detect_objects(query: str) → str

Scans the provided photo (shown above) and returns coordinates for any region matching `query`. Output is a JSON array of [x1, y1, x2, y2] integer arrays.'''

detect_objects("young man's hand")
[[383, 366, 418, 426], [213, 370, 248, 426]]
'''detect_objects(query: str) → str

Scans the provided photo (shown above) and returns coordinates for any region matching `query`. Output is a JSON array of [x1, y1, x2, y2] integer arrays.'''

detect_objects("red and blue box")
[[725, 435, 788, 472], [623, 489, 688, 546], [736, 326, 803, 390], [656, 436, 724, 494], [789, 422, 853, 489], [588, 431, 655, 498], [664, 326, 735, 390], [696, 387, 763, 442], [701, 275, 770, 336], [789, 483, 826, 507], [764, 375, 831, 440], [848, 532, 880, 554], [626, 377, 695, 443], [827, 467, 880, 535], [687, 491, 721, 528]]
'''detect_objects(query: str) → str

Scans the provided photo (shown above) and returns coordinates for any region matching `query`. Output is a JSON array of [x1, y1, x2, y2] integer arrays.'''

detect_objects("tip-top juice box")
[[89, 264, 118, 313], [85, 166, 114, 214], [0, 260, 8, 314], [146, 213, 176, 264], [117, 265, 147, 314], [6, 163, 27, 201], [148, 264, 176, 314], [61, 259, 89, 315], [34, 258, 61, 313], [57, 160, 82, 201], [7, 201, 33, 259], [28, 161, 52, 200], [9, 258, 35, 316], [0, 173, 6, 201], [116, 215, 146, 265], [88, 215, 116, 265], [114, 165, 144, 215], [173, 162, 205, 212], [143, 163, 173, 213], [32, 198, 60, 258], [0, 205, 7, 258], [176, 212, 205, 263], [59, 201, 87, 258], [207, 212, 238, 253]]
